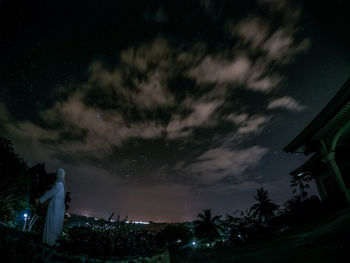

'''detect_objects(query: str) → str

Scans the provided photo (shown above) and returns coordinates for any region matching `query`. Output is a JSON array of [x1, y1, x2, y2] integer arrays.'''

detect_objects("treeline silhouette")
[[0, 135, 71, 230]]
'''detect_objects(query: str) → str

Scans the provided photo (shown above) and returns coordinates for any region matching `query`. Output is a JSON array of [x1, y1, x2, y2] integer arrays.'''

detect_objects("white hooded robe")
[[39, 180, 65, 245]]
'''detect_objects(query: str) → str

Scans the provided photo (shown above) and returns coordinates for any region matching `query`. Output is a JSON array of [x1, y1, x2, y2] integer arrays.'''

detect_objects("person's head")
[[57, 168, 65, 181]]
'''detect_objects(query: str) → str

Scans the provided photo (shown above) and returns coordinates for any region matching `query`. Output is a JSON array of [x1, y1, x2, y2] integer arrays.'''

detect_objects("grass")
[[171, 208, 350, 263]]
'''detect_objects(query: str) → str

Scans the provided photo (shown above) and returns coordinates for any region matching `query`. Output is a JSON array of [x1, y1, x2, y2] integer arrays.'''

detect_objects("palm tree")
[[250, 188, 279, 224], [194, 209, 222, 242]]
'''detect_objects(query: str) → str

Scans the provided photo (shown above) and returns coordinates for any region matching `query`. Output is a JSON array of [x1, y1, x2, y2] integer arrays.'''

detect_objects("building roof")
[[283, 78, 350, 153]]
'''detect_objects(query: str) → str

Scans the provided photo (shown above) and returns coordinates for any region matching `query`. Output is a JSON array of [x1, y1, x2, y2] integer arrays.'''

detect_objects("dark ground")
[[171, 208, 350, 263]]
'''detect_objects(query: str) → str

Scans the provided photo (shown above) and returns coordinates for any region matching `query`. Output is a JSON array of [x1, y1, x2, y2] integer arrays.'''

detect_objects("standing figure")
[[36, 168, 66, 246]]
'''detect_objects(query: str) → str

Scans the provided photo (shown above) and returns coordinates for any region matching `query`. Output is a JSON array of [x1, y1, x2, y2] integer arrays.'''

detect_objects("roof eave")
[[283, 77, 350, 153]]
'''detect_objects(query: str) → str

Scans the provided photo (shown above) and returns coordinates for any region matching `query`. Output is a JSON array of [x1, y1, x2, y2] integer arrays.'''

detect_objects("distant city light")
[[176, 239, 182, 243], [125, 221, 150, 225], [206, 243, 210, 247], [23, 213, 28, 219], [192, 241, 196, 246]]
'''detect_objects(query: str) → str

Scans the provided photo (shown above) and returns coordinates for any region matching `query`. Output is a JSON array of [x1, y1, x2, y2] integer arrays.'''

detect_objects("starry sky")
[[1, 0, 350, 222]]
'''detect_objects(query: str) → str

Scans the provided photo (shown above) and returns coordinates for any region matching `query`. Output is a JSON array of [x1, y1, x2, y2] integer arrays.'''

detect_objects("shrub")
[[156, 223, 192, 250], [58, 218, 165, 257], [0, 136, 29, 223]]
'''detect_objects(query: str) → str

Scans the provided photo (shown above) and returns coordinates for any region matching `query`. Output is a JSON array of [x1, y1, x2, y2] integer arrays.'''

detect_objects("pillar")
[[321, 140, 350, 205], [314, 176, 327, 200]]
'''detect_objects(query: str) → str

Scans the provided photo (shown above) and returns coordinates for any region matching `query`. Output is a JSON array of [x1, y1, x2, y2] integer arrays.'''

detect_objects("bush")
[[0, 136, 29, 223], [58, 218, 165, 258], [282, 195, 322, 225], [156, 223, 192, 250]]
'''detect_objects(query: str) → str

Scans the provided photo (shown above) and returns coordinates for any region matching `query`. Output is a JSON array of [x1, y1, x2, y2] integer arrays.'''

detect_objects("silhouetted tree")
[[0, 135, 29, 222], [28, 163, 56, 202], [156, 223, 192, 250], [26, 163, 56, 230], [250, 188, 279, 224], [283, 195, 322, 225], [223, 212, 244, 244], [194, 209, 222, 242], [65, 191, 72, 211], [0, 135, 72, 229]]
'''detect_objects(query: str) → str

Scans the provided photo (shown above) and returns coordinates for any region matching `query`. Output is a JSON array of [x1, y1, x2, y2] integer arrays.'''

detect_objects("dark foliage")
[[223, 208, 277, 245], [0, 135, 29, 222], [156, 223, 192, 250], [65, 192, 72, 211], [222, 212, 245, 245], [59, 218, 165, 258], [281, 195, 322, 225], [0, 135, 72, 232], [250, 188, 279, 224], [28, 163, 72, 212], [194, 209, 222, 242], [28, 163, 56, 201], [25, 163, 56, 232]]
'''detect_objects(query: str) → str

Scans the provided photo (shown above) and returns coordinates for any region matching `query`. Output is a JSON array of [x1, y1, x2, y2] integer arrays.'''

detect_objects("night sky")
[[1, 0, 350, 222]]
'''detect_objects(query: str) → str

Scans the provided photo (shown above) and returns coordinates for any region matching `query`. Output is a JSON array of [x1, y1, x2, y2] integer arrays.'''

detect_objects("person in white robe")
[[36, 168, 66, 246]]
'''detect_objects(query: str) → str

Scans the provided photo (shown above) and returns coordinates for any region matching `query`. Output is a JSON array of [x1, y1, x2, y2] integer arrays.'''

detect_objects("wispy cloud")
[[229, 16, 269, 49], [166, 99, 223, 139], [188, 56, 251, 85], [188, 0, 310, 92], [267, 96, 306, 112], [225, 113, 271, 141], [188, 146, 269, 185], [0, 0, 315, 221], [0, 0, 308, 191]]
